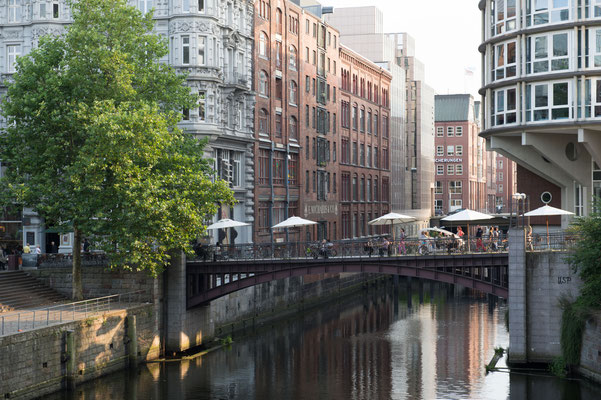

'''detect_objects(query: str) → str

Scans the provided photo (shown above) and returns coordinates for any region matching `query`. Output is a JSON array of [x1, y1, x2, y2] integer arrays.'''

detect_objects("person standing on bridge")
[[476, 226, 484, 251], [398, 228, 406, 255]]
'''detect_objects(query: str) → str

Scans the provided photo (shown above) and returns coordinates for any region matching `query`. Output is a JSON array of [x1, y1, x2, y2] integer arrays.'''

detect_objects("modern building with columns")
[[0, 0, 255, 252], [479, 0, 601, 220]]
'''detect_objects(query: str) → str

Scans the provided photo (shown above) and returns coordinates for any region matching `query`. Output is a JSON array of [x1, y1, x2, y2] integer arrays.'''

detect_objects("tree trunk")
[[72, 225, 83, 300]]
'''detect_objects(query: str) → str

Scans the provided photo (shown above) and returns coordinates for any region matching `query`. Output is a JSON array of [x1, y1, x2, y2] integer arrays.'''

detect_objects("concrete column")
[[508, 228, 528, 364], [127, 315, 138, 367], [165, 251, 188, 352]]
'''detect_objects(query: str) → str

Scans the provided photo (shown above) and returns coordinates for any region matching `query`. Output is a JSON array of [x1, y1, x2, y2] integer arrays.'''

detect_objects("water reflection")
[[45, 279, 601, 400]]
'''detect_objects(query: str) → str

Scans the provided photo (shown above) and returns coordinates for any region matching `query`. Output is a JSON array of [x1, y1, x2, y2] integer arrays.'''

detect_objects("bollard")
[[64, 330, 76, 390], [127, 315, 138, 368]]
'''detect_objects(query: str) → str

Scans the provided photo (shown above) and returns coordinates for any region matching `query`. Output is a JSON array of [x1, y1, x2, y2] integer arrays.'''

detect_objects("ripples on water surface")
[[44, 279, 601, 399]]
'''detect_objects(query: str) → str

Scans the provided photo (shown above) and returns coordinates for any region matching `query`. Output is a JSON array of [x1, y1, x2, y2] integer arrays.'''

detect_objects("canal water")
[[45, 279, 601, 399]]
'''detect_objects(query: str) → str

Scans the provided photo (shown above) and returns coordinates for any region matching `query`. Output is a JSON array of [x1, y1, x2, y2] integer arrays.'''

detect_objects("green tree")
[[0, 0, 234, 300]]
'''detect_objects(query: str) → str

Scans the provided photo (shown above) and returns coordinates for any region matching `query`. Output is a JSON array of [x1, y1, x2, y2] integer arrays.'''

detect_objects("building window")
[[289, 81, 298, 105], [352, 104, 358, 130], [367, 111, 372, 134], [197, 36, 206, 65], [275, 41, 282, 69], [526, 81, 571, 122], [198, 91, 206, 122], [447, 145, 455, 156], [289, 116, 298, 140], [258, 150, 270, 185], [456, 145, 463, 156], [360, 108, 365, 132], [259, 32, 269, 58], [8, 0, 21, 23], [435, 199, 443, 214], [494, 40, 517, 80], [455, 126, 463, 136], [374, 177, 379, 201], [436, 146, 444, 156], [526, 0, 570, 27], [493, 87, 517, 125], [451, 199, 463, 209], [289, 45, 297, 70], [447, 165, 455, 175], [436, 127, 444, 137], [383, 116, 389, 138], [182, 35, 190, 65], [6, 44, 21, 73], [259, 70, 269, 96], [275, 78, 282, 99], [259, 109, 269, 135], [276, 8, 283, 35], [498, 184, 504, 193], [456, 165, 463, 175], [352, 175, 358, 201], [526, 32, 570, 74], [437, 165, 444, 175], [499, 172, 504, 181], [273, 152, 285, 185], [435, 181, 443, 194], [258, 1, 270, 20], [275, 114, 282, 137], [450, 181, 462, 194], [447, 126, 454, 137], [352, 142, 358, 165], [492, 0, 517, 35], [374, 114, 379, 136]]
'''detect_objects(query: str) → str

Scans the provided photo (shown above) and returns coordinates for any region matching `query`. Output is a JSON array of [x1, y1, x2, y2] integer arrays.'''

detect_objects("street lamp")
[[512, 193, 527, 227]]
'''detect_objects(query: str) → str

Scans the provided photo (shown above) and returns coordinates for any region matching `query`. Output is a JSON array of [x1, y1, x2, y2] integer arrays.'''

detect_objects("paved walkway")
[[0, 301, 144, 337]]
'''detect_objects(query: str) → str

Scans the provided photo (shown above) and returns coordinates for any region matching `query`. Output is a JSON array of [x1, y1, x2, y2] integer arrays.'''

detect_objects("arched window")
[[259, 70, 269, 96], [289, 116, 298, 139], [276, 8, 283, 34], [259, 109, 269, 135], [289, 45, 297, 69], [289, 80, 298, 105], [259, 32, 269, 58]]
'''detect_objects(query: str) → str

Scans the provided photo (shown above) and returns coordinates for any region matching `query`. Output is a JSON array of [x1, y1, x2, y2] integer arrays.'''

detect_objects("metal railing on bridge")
[[190, 236, 509, 263], [526, 231, 579, 252]]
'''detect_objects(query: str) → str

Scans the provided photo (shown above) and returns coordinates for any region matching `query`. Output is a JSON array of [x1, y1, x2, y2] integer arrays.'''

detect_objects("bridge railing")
[[527, 231, 580, 252], [190, 236, 509, 262]]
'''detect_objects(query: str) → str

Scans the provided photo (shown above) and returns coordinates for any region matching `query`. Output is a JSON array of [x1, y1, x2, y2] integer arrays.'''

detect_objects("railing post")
[[1, 316, 4, 335], [33, 310, 36, 329], [17, 313, 20, 332], [47, 308, 50, 326]]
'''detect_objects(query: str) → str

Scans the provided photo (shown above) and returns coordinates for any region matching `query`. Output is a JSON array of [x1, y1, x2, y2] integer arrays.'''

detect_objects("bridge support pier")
[[508, 228, 528, 364]]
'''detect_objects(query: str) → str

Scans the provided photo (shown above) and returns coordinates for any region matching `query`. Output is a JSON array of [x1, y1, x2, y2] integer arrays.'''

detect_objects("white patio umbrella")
[[368, 212, 415, 241], [206, 218, 249, 245], [206, 218, 250, 230], [441, 209, 493, 251], [524, 205, 574, 249], [271, 216, 318, 229], [272, 216, 317, 256]]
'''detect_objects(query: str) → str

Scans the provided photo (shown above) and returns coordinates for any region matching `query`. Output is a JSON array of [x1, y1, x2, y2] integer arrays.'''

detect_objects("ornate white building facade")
[[479, 0, 601, 219], [0, 0, 255, 252]]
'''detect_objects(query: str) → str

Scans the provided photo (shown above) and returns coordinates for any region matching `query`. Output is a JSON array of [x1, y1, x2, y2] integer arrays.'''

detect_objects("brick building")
[[434, 94, 487, 215], [338, 45, 392, 238], [253, 0, 340, 243]]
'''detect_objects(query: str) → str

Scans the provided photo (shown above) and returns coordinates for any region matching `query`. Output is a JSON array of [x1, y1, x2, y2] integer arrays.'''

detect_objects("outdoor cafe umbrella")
[[368, 212, 415, 241], [206, 219, 249, 245], [272, 216, 317, 256], [524, 205, 574, 249], [441, 209, 493, 251]]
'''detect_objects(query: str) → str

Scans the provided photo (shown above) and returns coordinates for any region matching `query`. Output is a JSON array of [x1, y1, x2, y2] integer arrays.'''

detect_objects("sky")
[[323, 0, 482, 98]]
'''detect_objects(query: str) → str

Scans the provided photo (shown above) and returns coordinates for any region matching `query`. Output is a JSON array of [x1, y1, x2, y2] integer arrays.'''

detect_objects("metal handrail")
[[0, 290, 145, 336], [526, 231, 580, 252], [190, 235, 511, 263]]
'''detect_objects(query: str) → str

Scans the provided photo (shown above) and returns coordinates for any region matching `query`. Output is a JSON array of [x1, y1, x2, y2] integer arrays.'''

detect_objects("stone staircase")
[[0, 271, 68, 313]]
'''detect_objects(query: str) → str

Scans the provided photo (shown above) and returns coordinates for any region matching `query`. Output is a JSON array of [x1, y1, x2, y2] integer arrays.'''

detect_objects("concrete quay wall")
[[580, 312, 601, 382], [0, 304, 160, 400]]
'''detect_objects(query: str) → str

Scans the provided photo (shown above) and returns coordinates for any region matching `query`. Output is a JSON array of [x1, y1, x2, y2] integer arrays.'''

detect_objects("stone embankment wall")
[[580, 312, 601, 382], [0, 304, 159, 400], [28, 265, 159, 302], [27, 261, 375, 353], [524, 251, 583, 362]]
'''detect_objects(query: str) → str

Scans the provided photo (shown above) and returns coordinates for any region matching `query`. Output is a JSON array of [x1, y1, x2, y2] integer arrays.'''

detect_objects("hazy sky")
[[323, 0, 482, 97]]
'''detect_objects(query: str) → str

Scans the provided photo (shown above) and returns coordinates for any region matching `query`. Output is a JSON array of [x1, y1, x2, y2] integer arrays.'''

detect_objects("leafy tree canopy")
[[0, 0, 234, 279]]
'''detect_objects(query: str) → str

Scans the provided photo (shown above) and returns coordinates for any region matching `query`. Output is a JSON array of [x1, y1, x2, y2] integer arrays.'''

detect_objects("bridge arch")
[[186, 254, 508, 308]]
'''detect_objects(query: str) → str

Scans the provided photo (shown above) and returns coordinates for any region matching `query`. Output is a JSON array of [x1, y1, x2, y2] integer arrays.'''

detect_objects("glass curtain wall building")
[[479, 0, 601, 218]]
